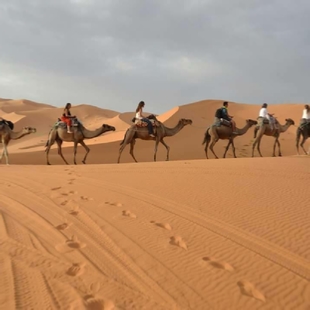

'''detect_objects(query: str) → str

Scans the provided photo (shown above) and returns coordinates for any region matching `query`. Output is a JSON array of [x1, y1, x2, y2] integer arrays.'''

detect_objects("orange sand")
[[0, 98, 310, 309]]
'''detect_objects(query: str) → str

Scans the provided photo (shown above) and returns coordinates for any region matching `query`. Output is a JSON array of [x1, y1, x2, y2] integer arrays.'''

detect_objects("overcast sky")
[[0, 0, 309, 113]]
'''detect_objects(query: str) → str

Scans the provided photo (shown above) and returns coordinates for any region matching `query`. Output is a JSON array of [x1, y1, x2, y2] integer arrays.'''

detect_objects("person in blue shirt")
[[215, 101, 237, 133]]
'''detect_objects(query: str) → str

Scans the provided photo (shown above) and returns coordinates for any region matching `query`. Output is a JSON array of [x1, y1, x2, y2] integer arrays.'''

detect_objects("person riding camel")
[[300, 104, 310, 127], [135, 101, 155, 137], [258, 103, 277, 130], [215, 101, 237, 134], [61, 103, 75, 133]]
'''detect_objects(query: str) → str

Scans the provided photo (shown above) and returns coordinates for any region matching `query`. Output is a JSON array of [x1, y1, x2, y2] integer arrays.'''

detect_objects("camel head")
[[246, 119, 258, 127], [23, 127, 37, 134], [179, 118, 193, 126], [285, 118, 295, 126], [102, 124, 116, 132]]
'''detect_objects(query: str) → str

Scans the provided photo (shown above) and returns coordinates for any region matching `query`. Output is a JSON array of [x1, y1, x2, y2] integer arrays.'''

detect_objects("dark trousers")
[[142, 118, 154, 134]]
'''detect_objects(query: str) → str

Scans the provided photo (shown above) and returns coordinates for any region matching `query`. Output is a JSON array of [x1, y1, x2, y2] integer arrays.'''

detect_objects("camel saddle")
[[299, 119, 310, 129], [53, 118, 80, 129], [213, 117, 231, 128], [0, 118, 14, 130], [257, 117, 279, 127], [132, 114, 160, 128], [134, 118, 159, 128]]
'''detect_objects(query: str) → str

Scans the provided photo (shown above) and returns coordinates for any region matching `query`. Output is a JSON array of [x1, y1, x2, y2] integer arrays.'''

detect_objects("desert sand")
[[0, 98, 310, 309]]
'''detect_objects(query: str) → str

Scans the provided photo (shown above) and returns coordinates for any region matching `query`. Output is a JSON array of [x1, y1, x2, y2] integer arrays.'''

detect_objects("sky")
[[0, 0, 309, 113]]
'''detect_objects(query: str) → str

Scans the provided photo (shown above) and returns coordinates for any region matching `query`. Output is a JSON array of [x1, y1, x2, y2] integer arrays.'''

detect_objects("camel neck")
[[10, 131, 29, 140], [164, 121, 184, 137], [81, 126, 106, 139], [279, 122, 292, 133], [236, 123, 251, 135]]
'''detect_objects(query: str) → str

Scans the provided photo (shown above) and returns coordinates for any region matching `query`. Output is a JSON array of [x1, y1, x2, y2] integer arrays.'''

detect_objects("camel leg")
[[276, 139, 282, 156], [129, 140, 138, 163], [223, 140, 231, 158], [45, 142, 53, 165], [153, 139, 160, 162], [2, 141, 9, 165], [80, 140, 90, 164], [272, 138, 277, 157], [73, 141, 78, 165], [209, 138, 219, 159], [300, 136, 308, 155], [257, 139, 263, 157], [160, 139, 170, 161], [56, 139, 69, 165], [251, 139, 257, 157], [117, 143, 127, 163], [204, 135, 211, 159], [231, 139, 237, 158], [253, 126, 259, 139]]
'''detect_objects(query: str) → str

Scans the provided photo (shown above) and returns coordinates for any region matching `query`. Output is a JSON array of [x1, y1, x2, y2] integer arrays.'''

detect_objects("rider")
[[61, 103, 75, 133], [215, 101, 237, 133], [135, 101, 155, 137], [300, 104, 310, 127], [258, 103, 276, 130]]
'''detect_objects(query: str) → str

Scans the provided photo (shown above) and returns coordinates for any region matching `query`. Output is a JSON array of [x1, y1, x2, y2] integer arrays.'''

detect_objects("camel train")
[[0, 102, 309, 165]]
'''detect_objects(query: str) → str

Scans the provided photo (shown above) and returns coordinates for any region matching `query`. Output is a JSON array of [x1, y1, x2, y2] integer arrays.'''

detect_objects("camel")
[[45, 118, 115, 165], [202, 119, 258, 159], [0, 119, 37, 165], [296, 122, 310, 155], [252, 118, 295, 157], [117, 117, 193, 163]]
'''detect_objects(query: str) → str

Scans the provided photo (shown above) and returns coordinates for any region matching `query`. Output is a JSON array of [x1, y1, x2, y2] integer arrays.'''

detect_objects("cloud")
[[0, 0, 309, 113]]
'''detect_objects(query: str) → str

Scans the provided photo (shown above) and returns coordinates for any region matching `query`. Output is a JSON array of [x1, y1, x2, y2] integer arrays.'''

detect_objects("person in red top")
[[61, 103, 75, 133]]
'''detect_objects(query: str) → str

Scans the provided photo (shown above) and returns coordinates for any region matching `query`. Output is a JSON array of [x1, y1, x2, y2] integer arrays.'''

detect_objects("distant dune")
[[0, 97, 307, 162], [0, 97, 309, 309]]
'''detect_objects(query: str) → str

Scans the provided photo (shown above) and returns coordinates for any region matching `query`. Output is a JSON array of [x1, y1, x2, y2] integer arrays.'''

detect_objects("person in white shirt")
[[135, 101, 155, 137], [258, 103, 276, 130], [300, 105, 310, 126]]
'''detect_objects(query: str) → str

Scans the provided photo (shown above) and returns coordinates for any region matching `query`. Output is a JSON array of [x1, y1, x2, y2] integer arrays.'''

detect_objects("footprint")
[[69, 205, 80, 216], [237, 280, 266, 302], [169, 236, 187, 250], [122, 210, 137, 218], [105, 202, 123, 207], [203, 257, 234, 272], [66, 262, 86, 277], [154, 222, 172, 231], [66, 235, 86, 249], [81, 196, 94, 201], [51, 187, 62, 191], [61, 200, 68, 206], [69, 190, 78, 195], [83, 282, 114, 310], [55, 218, 72, 231]]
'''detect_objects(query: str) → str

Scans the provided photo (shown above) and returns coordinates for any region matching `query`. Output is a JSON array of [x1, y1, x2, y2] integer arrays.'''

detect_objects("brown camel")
[[252, 118, 295, 157], [202, 119, 258, 159], [45, 119, 115, 165], [117, 118, 193, 163], [0, 119, 37, 165], [296, 122, 310, 155]]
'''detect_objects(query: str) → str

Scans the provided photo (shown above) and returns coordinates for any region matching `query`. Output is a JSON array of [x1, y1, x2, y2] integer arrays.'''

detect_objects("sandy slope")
[[0, 157, 309, 309], [1, 98, 308, 165]]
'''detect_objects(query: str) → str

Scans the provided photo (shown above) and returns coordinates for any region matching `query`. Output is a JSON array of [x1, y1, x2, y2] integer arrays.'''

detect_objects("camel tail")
[[120, 129, 129, 146], [202, 127, 211, 145]]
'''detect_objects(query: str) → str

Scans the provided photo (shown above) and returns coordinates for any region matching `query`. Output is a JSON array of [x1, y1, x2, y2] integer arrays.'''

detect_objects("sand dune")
[[0, 157, 309, 309], [1, 97, 308, 163], [1, 97, 310, 309]]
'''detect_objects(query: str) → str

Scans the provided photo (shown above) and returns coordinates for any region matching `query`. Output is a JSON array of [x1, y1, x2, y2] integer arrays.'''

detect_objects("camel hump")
[[0, 119, 14, 130]]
